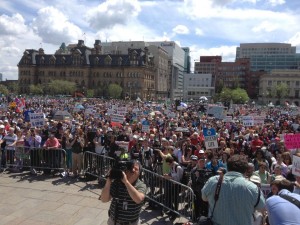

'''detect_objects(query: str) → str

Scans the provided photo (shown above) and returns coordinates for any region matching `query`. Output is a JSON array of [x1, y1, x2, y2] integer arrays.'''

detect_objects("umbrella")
[[199, 96, 208, 101], [180, 102, 188, 108], [75, 104, 85, 109], [53, 110, 73, 121]]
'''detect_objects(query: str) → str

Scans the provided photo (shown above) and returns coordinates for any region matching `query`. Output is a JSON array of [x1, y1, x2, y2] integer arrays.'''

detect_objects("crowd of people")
[[0, 96, 300, 225]]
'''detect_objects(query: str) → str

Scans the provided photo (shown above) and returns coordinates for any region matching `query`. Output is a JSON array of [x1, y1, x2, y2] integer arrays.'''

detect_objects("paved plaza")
[[0, 171, 188, 225]]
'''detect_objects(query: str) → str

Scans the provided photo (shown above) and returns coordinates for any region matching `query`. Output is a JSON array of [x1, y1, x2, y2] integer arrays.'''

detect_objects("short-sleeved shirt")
[[4, 133, 17, 151], [202, 171, 265, 225], [109, 179, 146, 222], [266, 189, 300, 225]]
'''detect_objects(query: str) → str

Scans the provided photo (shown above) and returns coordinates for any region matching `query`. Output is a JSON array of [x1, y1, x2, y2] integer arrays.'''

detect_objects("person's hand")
[[121, 171, 129, 184]]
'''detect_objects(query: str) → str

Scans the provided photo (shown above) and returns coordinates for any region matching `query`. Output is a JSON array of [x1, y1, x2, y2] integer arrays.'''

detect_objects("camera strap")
[[210, 174, 224, 220]]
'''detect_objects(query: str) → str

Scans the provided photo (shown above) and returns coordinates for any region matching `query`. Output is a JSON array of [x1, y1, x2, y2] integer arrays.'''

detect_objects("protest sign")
[[253, 116, 265, 126], [29, 113, 45, 127], [242, 116, 254, 127], [142, 120, 150, 133], [261, 184, 271, 198], [111, 114, 124, 123], [203, 128, 218, 149], [292, 155, 300, 177], [206, 106, 225, 119], [284, 133, 300, 149], [117, 107, 127, 116]]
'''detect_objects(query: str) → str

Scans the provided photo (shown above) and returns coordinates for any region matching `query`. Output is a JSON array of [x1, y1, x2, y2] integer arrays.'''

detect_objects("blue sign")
[[203, 128, 216, 137]]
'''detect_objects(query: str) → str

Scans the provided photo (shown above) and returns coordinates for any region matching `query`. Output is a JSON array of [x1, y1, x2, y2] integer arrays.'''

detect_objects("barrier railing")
[[141, 168, 194, 221], [83, 151, 116, 179], [82, 151, 195, 221], [1, 147, 66, 173]]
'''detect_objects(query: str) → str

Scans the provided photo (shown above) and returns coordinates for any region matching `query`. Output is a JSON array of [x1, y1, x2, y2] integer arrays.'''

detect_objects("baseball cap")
[[253, 133, 259, 137], [190, 155, 198, 161], [198, 149, 205, 154]]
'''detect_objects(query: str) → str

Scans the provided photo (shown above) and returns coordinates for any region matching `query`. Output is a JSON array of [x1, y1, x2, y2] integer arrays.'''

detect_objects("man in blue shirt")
[[202, 154, 265, 225], [266, 179, 300, 225]]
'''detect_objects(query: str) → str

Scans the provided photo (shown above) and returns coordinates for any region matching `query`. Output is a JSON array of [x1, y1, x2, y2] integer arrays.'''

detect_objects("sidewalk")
[[0, 171, 188, 225]]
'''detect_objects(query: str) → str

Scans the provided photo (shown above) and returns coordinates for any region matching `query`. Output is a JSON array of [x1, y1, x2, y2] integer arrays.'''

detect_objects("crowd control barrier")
[[1, 147, 66, 173], [82, 151, 195, 221], [83, 151, 116, 179], [141, 168, 195, 221]]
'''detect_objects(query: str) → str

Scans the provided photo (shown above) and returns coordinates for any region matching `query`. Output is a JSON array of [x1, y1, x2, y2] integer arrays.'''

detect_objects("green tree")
[[219, 87, 232, 103], [43, 80, 76, 95], [108, 83, 122, 99], [0, 84, 9, 96], [7, 82, 20, 94], [271, 83, 289, 101], [86, 89, 94, 98], [29, 84, 44, 95], [231, 88, 249, 104]]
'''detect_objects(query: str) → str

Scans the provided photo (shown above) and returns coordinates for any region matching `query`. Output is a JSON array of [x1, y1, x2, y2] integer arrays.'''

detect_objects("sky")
[[1, 0, 300, 80]]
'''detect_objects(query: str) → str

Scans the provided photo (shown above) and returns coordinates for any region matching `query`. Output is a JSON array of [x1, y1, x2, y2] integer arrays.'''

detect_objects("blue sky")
[[1, 0, 300, 80]]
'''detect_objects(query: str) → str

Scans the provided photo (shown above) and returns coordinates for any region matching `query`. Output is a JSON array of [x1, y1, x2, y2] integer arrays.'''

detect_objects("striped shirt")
[[202, 171, 265, 225], [4, 133, 17, 151], [109, 179, 146, 222]]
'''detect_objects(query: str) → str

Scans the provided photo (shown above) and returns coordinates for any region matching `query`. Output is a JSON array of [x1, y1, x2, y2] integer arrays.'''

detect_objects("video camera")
[[108, 161, 134, 180]]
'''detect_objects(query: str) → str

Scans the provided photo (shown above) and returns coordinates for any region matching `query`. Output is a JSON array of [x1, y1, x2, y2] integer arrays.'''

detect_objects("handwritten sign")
[[29, 113, 45, 127], [284, 133, 300, 149], [292, 155, 300, 177]]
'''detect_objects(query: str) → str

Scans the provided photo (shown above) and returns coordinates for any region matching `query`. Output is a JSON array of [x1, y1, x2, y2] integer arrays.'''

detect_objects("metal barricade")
[[81, 152, 195, 221], [141, 168, 195, 221], [29, 147, 67, 173], [1, 147, 66, 173], [83, 151, 116, 179], [1, 147, 31, 171]]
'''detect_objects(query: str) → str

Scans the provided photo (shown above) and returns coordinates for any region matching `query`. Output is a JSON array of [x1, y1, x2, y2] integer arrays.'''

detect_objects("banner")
[[284, 133, 300, 149], [111, 114, 124, 123], [292, 155, 300, 177], [29, 113, 45, 127]]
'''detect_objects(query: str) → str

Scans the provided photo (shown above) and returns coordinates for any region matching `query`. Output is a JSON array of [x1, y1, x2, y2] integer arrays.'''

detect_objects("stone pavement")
[[0, 171, 189, 225]]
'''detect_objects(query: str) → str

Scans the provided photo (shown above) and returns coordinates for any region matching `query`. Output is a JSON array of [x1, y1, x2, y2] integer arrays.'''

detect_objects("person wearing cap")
[[249, 175, 265, 225], [189, 156, 213, 220], [3, 119, 10, 132], [266, 179, 300, 225], [251, 133, 263, 154]]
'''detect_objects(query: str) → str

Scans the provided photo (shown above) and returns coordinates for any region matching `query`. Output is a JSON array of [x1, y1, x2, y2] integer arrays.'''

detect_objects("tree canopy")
[[43, 80, 76, 95], [108, 83, 122, 99], [219, 87, 249, 104]]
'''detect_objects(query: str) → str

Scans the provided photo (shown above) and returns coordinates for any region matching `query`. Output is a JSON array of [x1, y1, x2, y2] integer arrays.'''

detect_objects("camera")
[[108, 161, 133, 180]]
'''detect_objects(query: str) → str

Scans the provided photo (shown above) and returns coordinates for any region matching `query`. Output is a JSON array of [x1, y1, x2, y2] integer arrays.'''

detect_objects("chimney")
[[78, 40, 84, 46]]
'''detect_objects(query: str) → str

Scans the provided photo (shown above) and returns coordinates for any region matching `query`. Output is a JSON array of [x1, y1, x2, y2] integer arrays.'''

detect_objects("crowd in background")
[[0, 96, 300, 224]]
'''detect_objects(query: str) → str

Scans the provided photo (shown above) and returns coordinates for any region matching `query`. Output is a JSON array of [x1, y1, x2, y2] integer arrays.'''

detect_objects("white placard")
[[117, 107, 127, 116], [223, 116, 233, 123], [29, 113, 45, 127], [115, 141, 129, 152], [204, 136, 218, 149], [242, 116, 254, 127], [292, 155, 300, 177], [254, 116, 265, 126], [111, 114, 124, 123]]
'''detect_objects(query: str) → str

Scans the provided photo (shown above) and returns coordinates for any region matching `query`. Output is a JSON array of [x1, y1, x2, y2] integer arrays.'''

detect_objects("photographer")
[[101, 160, 146, 225]]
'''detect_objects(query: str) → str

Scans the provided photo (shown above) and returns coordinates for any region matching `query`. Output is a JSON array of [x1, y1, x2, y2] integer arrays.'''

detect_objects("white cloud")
[[31, 6, 82, 45], [195, 28, 204, 36], [267, 0, 285, 6], [172, 25, 189, 35], [288, 32, 300, 48], [252, 21, 278, 33], [85, 0, 141, 30], [0, 14, 28, 35]]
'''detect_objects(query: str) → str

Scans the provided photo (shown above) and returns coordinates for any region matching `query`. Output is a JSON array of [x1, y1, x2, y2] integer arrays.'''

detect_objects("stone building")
[[18, 40, 156, 100]]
